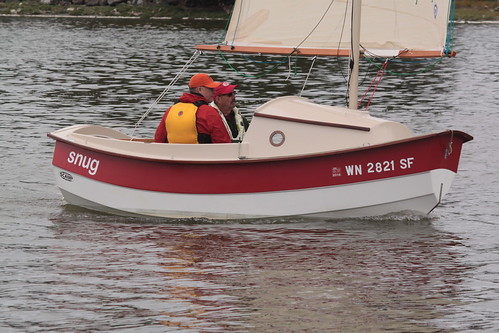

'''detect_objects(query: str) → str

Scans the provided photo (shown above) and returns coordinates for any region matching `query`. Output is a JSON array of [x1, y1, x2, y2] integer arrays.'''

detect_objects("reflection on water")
[[34, 210, 469, 332], [1, 16, 498, 332]]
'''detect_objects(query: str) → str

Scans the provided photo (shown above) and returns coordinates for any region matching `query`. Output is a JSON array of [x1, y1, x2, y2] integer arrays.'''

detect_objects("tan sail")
[[198, 0, 455, 58]]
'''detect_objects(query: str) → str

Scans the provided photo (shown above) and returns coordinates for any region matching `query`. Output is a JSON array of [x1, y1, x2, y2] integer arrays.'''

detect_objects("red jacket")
[[154, 93, 231, 143]]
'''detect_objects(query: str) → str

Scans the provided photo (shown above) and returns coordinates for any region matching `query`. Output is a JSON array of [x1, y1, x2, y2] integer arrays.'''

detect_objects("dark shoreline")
[[1, 1, 498, 22], [0, 1, 230, 20], [2, 13, 499, 25]]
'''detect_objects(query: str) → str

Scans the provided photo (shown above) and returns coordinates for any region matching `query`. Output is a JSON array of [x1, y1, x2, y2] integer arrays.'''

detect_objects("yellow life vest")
[[165, 102, 199, 144]]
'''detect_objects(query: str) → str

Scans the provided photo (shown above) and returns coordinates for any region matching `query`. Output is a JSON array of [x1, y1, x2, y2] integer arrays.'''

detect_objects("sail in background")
[[199, 0, 455, 58]]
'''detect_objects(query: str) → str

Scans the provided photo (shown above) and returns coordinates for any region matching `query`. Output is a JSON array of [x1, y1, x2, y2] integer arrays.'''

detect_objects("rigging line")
[[218, 0, 335, 80], [364, 54, 445, 76], [361, 45, 439, 64], [228, 0, 243, 48], [445, 0, 457, 54], [294, 0, 337, 49], [336, 0, 349, 82], [336, 0, 350, 106], [359, 55, 373, 86], [300, 56, 317, 97], [346, 0, 356, 107], [358, 59, 389, 110], [285, 53, 300, 80], [220, 0, 336, 79], [294, 53, 299, 76], [130, 50, 201, 138], [367, 49, 444, 64], [219, 0, 288, 70], [378, 58, 441, 64], [218, 1, 235, 45], [445, 130, 454, 159], [286, 56, 292, 80]]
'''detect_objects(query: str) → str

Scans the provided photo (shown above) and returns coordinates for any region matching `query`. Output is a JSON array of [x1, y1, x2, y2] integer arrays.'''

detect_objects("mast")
[[348, 0, 361, 110]]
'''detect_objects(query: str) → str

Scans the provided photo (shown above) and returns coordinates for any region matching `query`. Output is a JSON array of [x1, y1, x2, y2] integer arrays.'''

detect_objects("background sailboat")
[[48, 0, 472, 219]]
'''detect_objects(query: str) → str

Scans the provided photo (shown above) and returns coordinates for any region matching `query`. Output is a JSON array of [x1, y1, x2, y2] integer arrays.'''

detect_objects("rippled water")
[[1, 16, 498, 332]]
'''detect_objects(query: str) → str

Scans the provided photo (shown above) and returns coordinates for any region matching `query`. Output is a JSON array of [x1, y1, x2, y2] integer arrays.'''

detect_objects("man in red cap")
[[210, 82, 249, 143], [154, 73, 231, 143]]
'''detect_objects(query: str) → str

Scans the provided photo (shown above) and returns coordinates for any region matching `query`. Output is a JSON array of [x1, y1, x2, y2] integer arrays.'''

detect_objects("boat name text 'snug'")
[[67, 151, 100, 175]]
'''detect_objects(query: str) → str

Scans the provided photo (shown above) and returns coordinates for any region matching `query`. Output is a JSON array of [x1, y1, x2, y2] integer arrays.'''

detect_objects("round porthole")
[[270, 130, 285, 147]]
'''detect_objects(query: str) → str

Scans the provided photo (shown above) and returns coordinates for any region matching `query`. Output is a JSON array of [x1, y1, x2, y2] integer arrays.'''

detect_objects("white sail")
[[198, 0, 454, 58]]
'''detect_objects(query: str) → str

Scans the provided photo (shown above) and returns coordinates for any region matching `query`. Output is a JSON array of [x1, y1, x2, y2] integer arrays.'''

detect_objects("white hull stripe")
[[53, 167, 456, 219]]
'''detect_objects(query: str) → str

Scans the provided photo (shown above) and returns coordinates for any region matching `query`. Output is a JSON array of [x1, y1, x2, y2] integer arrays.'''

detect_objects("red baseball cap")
[[189, 73, 220, 88], [214, 82, 238, 97]]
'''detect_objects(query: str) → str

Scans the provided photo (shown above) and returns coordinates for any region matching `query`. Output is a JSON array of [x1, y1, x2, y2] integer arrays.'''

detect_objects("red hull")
[[50, 130, 471, 195]]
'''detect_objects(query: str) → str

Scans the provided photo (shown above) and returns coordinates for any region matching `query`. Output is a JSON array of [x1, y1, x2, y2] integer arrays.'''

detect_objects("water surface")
[[1, 17, 498, 332]]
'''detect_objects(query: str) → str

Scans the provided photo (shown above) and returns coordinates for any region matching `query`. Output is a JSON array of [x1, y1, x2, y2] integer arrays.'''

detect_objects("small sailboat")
[[48, 0, 472, 219]]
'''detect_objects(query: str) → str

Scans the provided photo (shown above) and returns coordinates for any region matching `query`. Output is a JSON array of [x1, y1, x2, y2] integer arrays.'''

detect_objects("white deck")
[[50, 96, 413, 161]]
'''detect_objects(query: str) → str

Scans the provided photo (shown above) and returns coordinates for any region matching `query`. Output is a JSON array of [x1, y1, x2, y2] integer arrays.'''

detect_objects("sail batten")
[[197, 0, 455, 58]]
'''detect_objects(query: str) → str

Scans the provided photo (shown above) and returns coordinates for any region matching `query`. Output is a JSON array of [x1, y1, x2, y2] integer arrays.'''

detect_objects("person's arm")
[[153, 110, 169, 143], [197, 105, 231, 143]]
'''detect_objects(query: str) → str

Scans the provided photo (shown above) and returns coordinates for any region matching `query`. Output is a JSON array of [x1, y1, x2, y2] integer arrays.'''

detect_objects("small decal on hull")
[[59, 171, 73, 182]]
